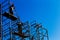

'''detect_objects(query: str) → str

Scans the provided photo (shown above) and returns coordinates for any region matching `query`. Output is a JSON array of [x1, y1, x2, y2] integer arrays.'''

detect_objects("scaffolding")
[[0, 0, 49, 40]]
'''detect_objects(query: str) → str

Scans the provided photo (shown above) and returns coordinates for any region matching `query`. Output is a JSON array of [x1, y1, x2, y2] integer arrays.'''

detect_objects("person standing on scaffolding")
[[9, 3, 15, 15]]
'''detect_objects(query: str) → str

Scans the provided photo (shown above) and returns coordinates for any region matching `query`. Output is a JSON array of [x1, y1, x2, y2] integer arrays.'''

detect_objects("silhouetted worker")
[[13, 22, 29, 38], [17, 22, 23, 34], [9, 3, 15, 15]]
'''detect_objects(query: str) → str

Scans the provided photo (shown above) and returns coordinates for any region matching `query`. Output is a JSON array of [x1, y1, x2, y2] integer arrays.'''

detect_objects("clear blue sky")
[[12, 0, 60, 40]]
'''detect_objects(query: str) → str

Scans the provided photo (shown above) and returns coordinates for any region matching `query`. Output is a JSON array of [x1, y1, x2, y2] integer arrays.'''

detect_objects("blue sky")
[[11, 0, 60, 40]]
